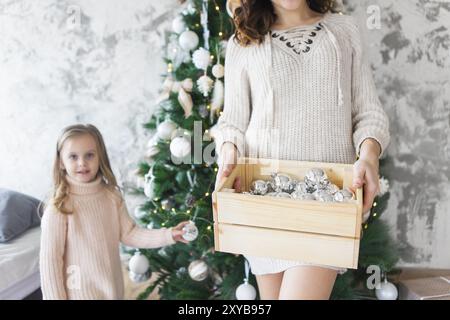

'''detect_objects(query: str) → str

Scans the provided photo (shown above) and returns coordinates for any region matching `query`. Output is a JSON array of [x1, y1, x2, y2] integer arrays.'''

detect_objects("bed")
[[0, 226, 41, 300]]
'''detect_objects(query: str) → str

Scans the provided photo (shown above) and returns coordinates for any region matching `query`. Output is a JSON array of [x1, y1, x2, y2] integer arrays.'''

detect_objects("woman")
[[211, 0, 390, 299]]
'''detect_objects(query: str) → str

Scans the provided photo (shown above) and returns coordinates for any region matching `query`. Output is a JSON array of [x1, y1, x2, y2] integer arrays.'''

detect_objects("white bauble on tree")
[[376, 279, 398, 300], [188, 260, 209, 281], [212, 63, 224, 78], [157, 120, 177, 140], [179, 30, 199, 51], [144, 177, 155, 199], [170, 136, 191, 158], [378, 177, 390, 196], [192, 47, 212, 70], [236, 280, 257, 300], [129, 251, 149, 274], [134, 206, 147, 219], [211, 79, 224, 112], [197, 75, 214, 97], [172, 15, 186, 34]]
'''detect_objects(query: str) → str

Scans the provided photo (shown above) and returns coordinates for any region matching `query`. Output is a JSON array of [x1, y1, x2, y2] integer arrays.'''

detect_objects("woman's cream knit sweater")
[[211, 12, 390, 163], [40, 175, 175, 299], [211, 12, 390, 275]]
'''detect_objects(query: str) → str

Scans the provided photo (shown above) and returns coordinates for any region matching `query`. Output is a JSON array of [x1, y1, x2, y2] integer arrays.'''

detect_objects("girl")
[[212, 0, 390, 299], [40, 124, 190, 299]]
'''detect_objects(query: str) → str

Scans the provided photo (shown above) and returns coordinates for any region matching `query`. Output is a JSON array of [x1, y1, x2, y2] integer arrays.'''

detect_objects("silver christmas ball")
[[188, 260, 209, 281], [314, 190, 334, 202], [182, 221, 199, 242], [235, 280, 257, 300], [334, 188, 355, 202], [294, 181, 310, 194], [179, 30, 199, 51], [176, 267, 187, 278], [292, 192, 316, 201], [304, 168, 329, 189], [324, 183, 340, 195], [375, 279, 398, 300], [250, 180, 269, 195]]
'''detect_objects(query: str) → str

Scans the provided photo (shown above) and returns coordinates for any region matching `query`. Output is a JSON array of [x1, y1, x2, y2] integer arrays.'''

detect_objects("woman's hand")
[[171, 221, 191, 244], [215, 142, 242, 192], [351, 138, 382, 214]]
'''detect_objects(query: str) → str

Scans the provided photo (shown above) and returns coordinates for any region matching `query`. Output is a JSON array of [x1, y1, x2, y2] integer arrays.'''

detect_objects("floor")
[[22, 263, 159, 300]]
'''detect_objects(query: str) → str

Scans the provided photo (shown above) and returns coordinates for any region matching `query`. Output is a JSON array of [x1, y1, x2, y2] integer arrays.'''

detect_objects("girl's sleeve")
[[118, 198, 175, 248], [210, 35, 251, 159], [39, 206, 68, 300], [350, 18, 390, 158]]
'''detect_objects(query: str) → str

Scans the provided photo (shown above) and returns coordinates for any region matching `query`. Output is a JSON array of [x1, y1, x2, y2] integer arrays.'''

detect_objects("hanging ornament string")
[[200, 0, 210, 51], [244, 259, 250, 282]]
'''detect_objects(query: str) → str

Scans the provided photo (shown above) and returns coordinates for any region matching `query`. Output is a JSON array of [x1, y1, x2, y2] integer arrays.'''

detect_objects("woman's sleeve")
[[350, 19, 390, 158], [118, 198, 175, 249], [39, 206, 68, 300], [211, 35, 252, 159]]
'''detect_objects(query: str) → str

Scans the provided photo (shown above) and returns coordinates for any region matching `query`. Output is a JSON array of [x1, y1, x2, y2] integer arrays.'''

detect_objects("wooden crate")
[[212, 157, 363, 269]]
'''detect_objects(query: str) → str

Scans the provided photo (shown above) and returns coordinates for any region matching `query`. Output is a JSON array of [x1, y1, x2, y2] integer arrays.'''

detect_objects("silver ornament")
[[176, 267, 187, 278], [188, 260, 209, 281], [334, 188, 355, 202], [314, 190, 334, 202], [182, 221, 199, 241], [266, 192, 291, 198], [271, 172, 294, 193], [250, 180, 269, 195], [324, 183, 340, 195], [304, 168, 329, 189]]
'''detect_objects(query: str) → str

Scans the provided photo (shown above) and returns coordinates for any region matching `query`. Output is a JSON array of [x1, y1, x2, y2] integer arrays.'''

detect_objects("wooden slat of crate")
[[215, 223, 359, 269], [216, 192, 360, 238]]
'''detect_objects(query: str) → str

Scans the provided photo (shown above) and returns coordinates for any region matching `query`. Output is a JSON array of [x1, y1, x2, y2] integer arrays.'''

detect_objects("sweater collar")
[[66, 174, 104, 195], [262, 12, 343, 128]]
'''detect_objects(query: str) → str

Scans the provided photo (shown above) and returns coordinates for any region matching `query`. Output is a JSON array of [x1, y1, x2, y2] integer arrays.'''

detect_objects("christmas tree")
[[127, 0, 398, 300]]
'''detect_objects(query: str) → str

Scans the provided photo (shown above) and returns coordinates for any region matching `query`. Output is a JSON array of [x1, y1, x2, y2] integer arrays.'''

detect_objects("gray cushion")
[[0, 188, 42, 242]]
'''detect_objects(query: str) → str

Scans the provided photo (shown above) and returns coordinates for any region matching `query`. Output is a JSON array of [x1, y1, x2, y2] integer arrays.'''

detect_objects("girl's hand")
[[215, 142, 242, 192], [171, 221, 191, 244]]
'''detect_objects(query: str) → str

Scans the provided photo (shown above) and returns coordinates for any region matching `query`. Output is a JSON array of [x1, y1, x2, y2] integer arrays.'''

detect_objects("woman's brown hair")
[[233, 0, 340, 46]]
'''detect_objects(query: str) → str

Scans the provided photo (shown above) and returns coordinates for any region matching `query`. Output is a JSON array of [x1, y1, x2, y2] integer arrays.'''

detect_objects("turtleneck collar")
[[66, 174, 104, 195]]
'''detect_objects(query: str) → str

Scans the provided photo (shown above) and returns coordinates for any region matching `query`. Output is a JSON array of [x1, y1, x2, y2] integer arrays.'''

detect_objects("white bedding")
[[0, 227, 41, 299]]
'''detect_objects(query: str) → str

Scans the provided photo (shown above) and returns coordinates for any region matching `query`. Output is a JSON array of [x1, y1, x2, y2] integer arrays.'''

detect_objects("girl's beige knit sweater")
[[40, 175, 175, 299]]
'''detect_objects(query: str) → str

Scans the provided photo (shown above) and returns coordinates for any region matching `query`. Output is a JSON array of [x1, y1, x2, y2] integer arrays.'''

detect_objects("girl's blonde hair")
[[50, 124, 119, 214]]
